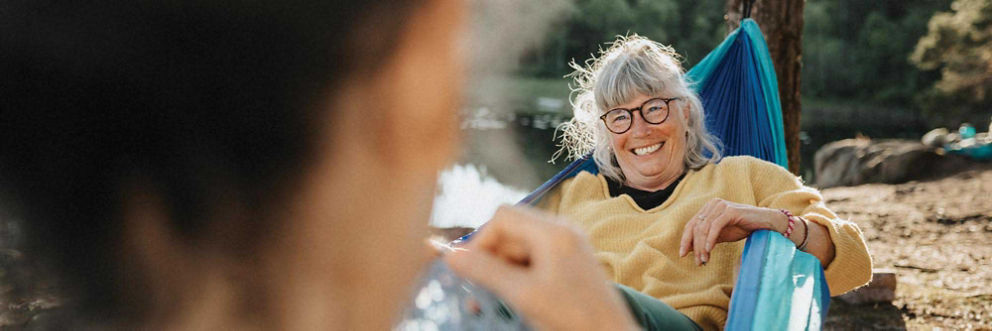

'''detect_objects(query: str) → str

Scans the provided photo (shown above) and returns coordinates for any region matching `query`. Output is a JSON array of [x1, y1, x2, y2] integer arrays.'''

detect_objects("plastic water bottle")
[[395, 260, 530, 331]]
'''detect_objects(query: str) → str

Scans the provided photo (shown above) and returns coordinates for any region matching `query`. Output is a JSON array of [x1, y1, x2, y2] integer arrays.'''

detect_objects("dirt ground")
[[821, 165, 992, 330]]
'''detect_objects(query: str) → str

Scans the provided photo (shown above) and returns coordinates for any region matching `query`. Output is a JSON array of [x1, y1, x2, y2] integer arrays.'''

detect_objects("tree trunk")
[[725, 0, 805, 175]]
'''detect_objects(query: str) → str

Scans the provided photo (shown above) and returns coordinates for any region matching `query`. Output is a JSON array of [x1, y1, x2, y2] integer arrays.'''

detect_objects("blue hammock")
[[458, 19, 828, 330], [687, 19, 789, 167]]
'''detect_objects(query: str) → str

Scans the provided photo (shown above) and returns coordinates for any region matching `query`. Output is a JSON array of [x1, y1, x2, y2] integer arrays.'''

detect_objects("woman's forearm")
[[682, 201, 840, 269]]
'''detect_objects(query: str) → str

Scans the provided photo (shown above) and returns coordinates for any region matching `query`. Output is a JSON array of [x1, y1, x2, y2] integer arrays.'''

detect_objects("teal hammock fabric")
[[727, 230, 830, 330], [456, 19, 827, 330]]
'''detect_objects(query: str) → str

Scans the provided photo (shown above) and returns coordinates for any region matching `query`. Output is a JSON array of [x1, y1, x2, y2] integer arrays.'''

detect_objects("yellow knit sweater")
[[536, 156, 872, 330]]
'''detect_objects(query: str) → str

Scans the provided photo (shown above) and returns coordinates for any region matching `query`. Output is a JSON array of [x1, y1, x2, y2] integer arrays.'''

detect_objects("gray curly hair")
[[554, 34, 722, 183]]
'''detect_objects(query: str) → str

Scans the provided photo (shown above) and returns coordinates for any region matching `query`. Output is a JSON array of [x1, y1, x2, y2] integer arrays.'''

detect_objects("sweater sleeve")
[[743, 157, 873, 296]]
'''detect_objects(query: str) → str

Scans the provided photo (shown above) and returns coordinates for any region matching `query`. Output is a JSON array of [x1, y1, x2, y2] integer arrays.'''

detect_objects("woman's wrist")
[[773, 209, 809, 249], [796, 217, 810, 251], [764, 207, 791, 234]]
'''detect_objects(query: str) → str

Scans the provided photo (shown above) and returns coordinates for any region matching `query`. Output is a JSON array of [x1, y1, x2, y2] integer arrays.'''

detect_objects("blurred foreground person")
[[0, 0, 637, 329]]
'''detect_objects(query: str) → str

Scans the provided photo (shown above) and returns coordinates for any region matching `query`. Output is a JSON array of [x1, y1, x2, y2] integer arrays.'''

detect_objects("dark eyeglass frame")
[[599, 97, 681, 134]]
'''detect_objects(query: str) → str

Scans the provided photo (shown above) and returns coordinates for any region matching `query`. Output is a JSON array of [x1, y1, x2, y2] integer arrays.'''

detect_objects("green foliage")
[[911, 0, 992, 117], [517, 0, 726, 78], [518, 0, 988, 124], [802, 0, 952, 106]]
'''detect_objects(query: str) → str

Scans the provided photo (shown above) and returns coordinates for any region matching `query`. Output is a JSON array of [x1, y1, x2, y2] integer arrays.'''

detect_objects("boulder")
[[814, 138, 973, 188]]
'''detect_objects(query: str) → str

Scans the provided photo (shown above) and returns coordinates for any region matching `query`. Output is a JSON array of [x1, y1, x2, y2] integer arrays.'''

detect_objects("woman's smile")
[[632, 141, 665, 156]]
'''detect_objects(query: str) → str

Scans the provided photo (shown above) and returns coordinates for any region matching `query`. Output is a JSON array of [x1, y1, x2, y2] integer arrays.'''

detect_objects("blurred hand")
[[445, 206, 638, 331], [679, 198, 785, 265]]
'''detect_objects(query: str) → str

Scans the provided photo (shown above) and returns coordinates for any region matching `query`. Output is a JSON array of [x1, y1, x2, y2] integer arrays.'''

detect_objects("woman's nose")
[[629, 111, 652, 136]]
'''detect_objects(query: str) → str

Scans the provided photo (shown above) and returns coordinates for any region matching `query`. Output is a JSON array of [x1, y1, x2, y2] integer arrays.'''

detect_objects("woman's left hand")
[[679, 198, 785, 266]]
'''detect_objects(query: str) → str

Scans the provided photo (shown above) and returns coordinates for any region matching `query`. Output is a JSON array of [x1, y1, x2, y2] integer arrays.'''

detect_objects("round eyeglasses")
[[599, 97, 681, 134]]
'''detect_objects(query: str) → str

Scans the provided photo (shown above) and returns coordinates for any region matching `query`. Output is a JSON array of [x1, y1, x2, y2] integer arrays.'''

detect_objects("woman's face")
[[607, 92, 689, 191]]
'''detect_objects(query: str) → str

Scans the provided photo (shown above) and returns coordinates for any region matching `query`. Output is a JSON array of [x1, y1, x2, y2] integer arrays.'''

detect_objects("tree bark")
[[725, 0, 805, 175]]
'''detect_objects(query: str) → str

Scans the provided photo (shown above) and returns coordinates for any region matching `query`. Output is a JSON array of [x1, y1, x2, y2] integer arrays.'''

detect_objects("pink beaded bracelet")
[[779, 209, 810, 251], [779, 209, 796, 238]]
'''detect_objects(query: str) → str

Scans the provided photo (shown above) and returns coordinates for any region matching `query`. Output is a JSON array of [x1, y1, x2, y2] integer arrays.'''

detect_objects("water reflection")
[[431, 164, 527, 229], [461, 107, 567, 131]]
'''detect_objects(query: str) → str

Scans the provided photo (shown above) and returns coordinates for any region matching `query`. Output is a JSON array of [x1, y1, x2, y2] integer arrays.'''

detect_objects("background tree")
[[725, 0, 805, 175], [911, 0, 992, 120], [518, 0, 727, 77], [802, 0, 952, 108]]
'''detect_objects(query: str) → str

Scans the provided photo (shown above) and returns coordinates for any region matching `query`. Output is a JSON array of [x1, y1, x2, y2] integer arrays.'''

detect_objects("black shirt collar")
[[606, 172, 687, 210]]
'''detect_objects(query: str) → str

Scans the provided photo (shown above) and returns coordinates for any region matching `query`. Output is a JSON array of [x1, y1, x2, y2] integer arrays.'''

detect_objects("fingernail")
[[706, 242, 712, 251], [679, 248, 685, 257], [702, 254, 708, 264]]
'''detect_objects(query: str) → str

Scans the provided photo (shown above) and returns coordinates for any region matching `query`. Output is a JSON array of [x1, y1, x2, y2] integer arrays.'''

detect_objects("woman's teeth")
[[633, 143, 663, 156]]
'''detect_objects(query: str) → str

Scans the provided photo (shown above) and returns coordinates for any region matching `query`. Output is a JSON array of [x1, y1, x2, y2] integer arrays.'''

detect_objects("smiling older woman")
[[528, 35, 873, 329]]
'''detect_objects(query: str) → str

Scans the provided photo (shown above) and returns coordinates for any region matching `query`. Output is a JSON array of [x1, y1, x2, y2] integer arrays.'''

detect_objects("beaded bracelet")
[[779, 209, 796, 238], [779, 209, 810, 251]]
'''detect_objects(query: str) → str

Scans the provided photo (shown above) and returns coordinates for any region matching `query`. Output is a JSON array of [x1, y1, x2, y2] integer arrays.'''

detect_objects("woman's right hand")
[[444, 206, 638, 331]]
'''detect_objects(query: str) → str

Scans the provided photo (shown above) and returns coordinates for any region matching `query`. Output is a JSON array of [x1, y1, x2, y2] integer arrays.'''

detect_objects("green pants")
[[615, 283, 702, 331], [496, 283, 701, 330]]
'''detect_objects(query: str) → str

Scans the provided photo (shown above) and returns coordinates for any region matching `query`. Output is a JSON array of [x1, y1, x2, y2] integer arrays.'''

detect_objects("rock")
[[837, 269, 897, 305], [814, 138, 974, 188]]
